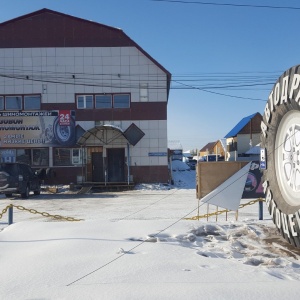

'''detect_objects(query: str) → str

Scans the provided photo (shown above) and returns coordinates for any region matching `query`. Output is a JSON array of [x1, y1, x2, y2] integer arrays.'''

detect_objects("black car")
[[0, 162, 41, 198], [187, 159, 197, 170]]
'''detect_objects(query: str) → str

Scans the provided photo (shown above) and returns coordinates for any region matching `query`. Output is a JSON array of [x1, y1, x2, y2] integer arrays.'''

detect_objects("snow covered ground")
[[1, 160, 300, 299]]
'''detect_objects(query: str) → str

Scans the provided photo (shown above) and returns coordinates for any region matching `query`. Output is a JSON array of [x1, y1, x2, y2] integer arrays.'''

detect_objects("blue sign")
[[260, 161, 266, 170], [148, 152, 167, 157]]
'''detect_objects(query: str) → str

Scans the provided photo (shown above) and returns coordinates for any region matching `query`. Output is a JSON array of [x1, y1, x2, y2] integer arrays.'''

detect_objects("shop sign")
[[148, 152, 168, 156], [0, 110, 75, 147]]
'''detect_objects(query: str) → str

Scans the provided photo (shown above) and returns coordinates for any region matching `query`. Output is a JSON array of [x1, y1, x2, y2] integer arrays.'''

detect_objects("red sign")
[[59, 110, 71, 126]]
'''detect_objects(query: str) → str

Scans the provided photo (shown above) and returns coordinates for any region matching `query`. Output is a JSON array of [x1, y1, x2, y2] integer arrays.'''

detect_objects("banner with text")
[[0, 110, 75, 147]]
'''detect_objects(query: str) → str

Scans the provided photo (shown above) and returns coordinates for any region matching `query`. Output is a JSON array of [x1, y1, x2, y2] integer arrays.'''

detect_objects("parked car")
[[0, 162, 41, 198], [187, 159, 197, 170]]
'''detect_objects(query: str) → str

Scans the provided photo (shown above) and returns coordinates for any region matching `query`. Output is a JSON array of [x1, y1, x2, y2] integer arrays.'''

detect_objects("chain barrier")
[[0, 204, 83, 222], [185, 198, 265, 220], [1, 199, 264, 223]]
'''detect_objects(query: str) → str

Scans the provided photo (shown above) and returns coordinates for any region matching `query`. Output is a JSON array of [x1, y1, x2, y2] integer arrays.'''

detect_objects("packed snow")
[[1, 160, 300, 299]]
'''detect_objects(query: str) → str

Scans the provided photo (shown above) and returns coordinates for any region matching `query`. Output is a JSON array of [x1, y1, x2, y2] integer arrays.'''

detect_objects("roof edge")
[[0, 8, 121, 32]]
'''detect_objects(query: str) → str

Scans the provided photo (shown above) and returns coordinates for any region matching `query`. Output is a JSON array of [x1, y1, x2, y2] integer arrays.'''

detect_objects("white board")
[[200, 162, 251, 211]]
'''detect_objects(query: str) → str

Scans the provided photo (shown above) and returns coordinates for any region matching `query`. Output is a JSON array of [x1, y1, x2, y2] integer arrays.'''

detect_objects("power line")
[[0, 73, 268, 101], [151, 0, 300, 10], [0, 67, 276, 101], [172, 80, 267, 101]]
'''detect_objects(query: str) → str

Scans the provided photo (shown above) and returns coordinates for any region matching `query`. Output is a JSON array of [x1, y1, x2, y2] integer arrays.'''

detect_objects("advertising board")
[[0, 110, 75, 147]]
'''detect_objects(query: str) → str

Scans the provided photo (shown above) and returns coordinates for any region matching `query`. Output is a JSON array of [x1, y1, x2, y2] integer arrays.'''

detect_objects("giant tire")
[[261, 64, 300, 247]]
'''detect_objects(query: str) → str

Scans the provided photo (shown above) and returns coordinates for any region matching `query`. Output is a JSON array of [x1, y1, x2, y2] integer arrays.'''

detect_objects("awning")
[[76, 123, 145, 146]]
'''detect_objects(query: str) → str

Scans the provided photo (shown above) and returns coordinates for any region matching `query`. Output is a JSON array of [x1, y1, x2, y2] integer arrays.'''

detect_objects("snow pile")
[[134, 183, 171, 190], [171, 159, 191, 171], [1, 166, 300, 299]]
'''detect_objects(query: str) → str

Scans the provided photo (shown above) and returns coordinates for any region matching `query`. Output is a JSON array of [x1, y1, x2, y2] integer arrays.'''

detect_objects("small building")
[[198, 139, 226, 158], [199, 142, 216, 157], [0, 9, 171, 185], [224, 112, 262, 161], [168, 140, 183, 161]]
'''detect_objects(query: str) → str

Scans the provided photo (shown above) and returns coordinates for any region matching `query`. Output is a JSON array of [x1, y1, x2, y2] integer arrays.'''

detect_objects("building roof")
[[199, 141, 216, 152], [0, 8, 171, 96], [224, 112, 259, 138]]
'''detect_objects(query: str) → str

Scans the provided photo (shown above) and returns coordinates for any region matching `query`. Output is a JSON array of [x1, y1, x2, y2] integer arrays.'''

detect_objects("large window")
[[0, 95, 41, 111], [76, 94, 130, 109], [15, 148, 49, 166], [54, 148, 85, 166], [0, 148, 49, 165]]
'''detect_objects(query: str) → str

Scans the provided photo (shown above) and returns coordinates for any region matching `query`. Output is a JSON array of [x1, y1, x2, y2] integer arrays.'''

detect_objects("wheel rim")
[[275, 110, 300, 206], [57, 125, 71, 142]]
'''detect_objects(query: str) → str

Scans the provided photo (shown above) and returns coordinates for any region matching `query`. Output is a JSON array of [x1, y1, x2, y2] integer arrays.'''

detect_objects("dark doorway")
[[92, 152, 104, 182], [107, 148, 125, 182]]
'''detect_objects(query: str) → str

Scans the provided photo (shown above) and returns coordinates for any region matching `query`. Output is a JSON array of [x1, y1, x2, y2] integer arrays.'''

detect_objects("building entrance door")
[[92, 152, 104, 182], [107, 148, 125, 182]]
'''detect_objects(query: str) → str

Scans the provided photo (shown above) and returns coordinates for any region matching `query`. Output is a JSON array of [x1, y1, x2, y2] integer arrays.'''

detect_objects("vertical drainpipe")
[[127, 143, 130, 185]]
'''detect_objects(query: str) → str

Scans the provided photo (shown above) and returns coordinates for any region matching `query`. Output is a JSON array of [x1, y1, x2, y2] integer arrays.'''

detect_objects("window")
[[72, 148, 85, 165], [0, 95, 41, 111], [24, 95, 41, 110], [54, 148, 85, 166], [113, 94, 130, 108], [16, 149, 31, 165], [77, 95, 93, 109], [6, 96, 22, 110], [54, 148, 71, 166], [95, 95, 112, 108], [76, 94, 130, 109], [0, 96, 3, 110], [32, 148, 49, 166]]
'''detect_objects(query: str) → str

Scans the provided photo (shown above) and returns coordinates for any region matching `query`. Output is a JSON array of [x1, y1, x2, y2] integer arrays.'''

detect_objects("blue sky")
[[0, 0, 299, 151]]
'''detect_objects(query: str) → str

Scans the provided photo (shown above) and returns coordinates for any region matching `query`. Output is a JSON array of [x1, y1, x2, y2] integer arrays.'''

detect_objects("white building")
[[0, 9, 171, 185]]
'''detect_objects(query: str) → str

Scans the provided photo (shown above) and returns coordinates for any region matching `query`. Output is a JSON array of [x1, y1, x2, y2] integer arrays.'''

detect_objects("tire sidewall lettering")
[[264, 181, 297, 238]]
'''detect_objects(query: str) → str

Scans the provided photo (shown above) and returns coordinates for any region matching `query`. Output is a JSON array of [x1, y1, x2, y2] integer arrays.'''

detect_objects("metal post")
[[259, 198, 263, 220], [207, 204, 209, 221], [8, 205, 13, 225]]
